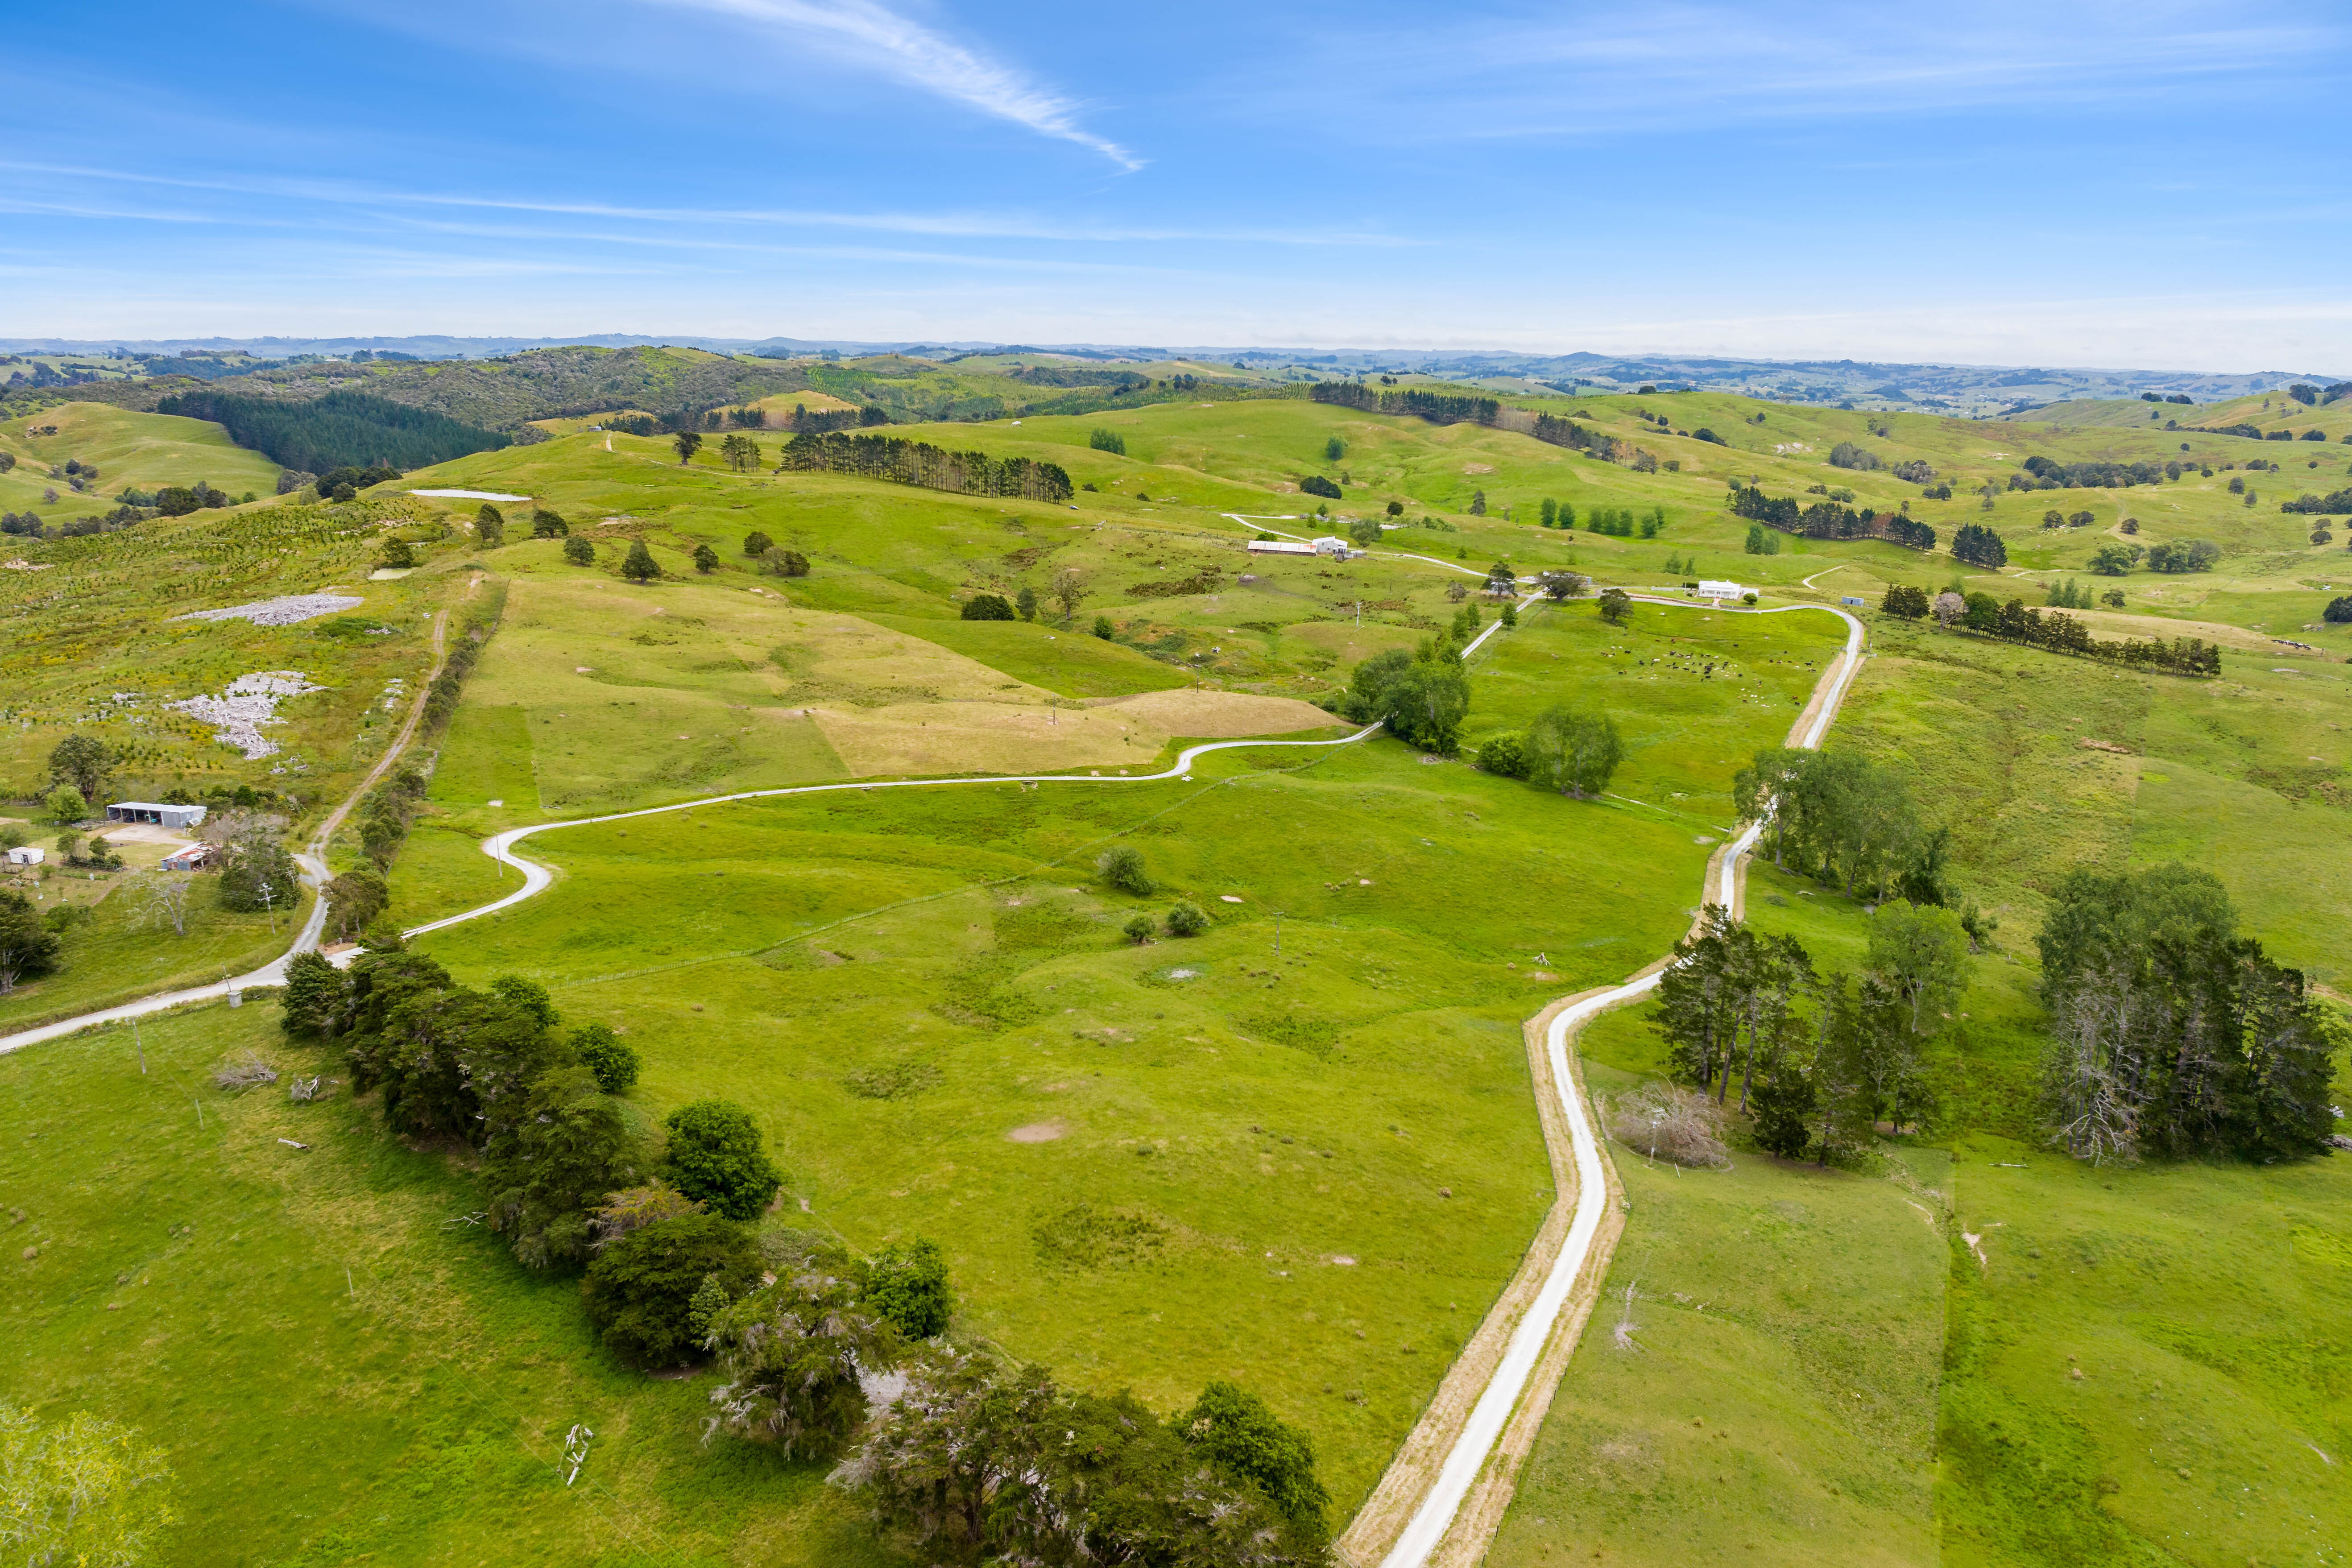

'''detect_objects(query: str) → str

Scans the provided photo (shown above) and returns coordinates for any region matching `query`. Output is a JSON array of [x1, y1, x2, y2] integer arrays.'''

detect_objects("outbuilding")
[[106, 802, 208, 830], [1246, 539, 1316, 557], [4, 845, 42, 867], [160, 844, 212, 872]]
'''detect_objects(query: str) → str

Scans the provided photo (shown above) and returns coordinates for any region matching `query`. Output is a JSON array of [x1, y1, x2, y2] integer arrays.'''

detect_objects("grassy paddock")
[[1487, 1052, 1950, 1568], [0, 1002, 888, 1567]]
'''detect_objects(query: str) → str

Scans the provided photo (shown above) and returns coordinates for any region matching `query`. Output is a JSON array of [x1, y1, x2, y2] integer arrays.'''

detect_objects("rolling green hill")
[[0, 383, 2343, 1568]]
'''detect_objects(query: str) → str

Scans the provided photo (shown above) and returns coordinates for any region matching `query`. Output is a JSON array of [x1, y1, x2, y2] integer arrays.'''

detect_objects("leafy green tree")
[[1385, 499, 1404, 517], [687, 1274, 730, 1341], [347, 967, 568, 1143], [1598, 587, 1631, 625], [663, 1100, 783, 1220], [1540, 497, 1557, 526], [531, 509, 569, 538], [279, 950, 346, 1039], [743, 530, 773, 557], [46, 785, 87, 824], [672, 430, 703, 464], [866, 1237, 955, 1338], [1485, 560, 1516, 596], [1748, 1046, 1817, 1158], [1122, 913, 1155, 944], [705, 1244, 902, 1453], [1098, 844, 1154, 896], [1525, 705, 1623, 798], [692, 542, 719, 573], [1866, 902, 1969, 1033], [848, 1351, 1318, 1568], [571, 1022, 641, 1094], [475, 504, 505, 547], [46, 733, 116, 801], [622, 540, 660, 581], [1179, 1381, 1330, 1547], [562, 534, 595, 566], [961, 593, 1015, 621], [760, 546, 810, 577], [323, 867, 388, 940], [1093, 615, 1115, 639], [0, 1403, 178, 1568], [1050, 566, 1088, 621], [482, 1065, 636, 1270], [1015, 584, 1038, 621], [1348, 517, 1382, 547], [1089, 428, 1127, 455], [216, 832, 298, 913], [1165, 902, 1209, 937], [581, 1212, 762, 1365], [1324, 436, 1344, 462], [1467, 489, 1486, 515], [490, 973, 560, 1030], [1379, 659, 1471, 753], [1538, 570, 1588, 601], [0, 891, 63, 996]]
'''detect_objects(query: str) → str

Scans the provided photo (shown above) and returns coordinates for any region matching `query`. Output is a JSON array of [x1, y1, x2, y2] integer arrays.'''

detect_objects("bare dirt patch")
[[1006, 1120, 1068, 1143]]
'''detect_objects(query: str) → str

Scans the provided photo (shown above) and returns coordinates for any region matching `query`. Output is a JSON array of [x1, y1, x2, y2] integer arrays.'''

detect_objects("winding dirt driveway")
[[0, 585, 1870, 1568]]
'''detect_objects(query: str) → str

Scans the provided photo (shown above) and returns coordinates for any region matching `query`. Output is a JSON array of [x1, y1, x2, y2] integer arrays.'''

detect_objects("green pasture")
[[0, 881, 310, 1035], [0, 401, 281, 523], [0, 1002, 887, 1568], [1939, 1134, 2352, 1568], [1488, 1047, 1950, 1568]]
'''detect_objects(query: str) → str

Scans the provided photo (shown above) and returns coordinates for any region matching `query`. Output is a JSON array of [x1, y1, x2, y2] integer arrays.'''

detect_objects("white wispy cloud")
[[0, 160, 1402, 246], [641, 0, 1140, 170], [1287, 2, 2336, 135]]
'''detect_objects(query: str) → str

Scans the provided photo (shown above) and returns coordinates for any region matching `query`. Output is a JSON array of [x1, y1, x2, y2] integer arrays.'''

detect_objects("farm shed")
[[107, 801, 208, 829]]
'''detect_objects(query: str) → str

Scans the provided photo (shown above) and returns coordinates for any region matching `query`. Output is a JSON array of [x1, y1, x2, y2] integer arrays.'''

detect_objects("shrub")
[[865, 1237, 955, 1339], [572, 1022, 641, 1094], [44, 785, 87, 824], [1089, 428, 1126, 455], [743, 530, 773, 556], [1607, 1082, 1731, 1167], [562, 535, 595, 565], [1098, 844, 1154, 896], [1092, 615, 1114, 639], [621, 540, 660, 581], [1122, 913, 1155, 944], [759, 546, 809, 577], [1477, 732, 1528, 778], [1165, 902, 1209, 937], [2325, 596, 2352, 624], [1828, 441, 1880, 471], [961, 593, 1015, 621], [663, 1100, 783, 1220], [580, 1213, 762, 1366], [1300, 474, 1341, 499]]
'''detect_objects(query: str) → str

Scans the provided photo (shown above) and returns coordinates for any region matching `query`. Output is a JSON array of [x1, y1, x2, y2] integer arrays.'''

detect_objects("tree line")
[[1652, 903, 1962, 1160], [1530, 412, 1625, 462], [2037, 865, 2338, 1163], [1888, 589, 2221, 675], [1309, 382, 1500, 426], [1728, 484, 1935, 550], [2280, 487, 2352, 515], [154, 388, 509, 474], [775, 432, 1074, 503]]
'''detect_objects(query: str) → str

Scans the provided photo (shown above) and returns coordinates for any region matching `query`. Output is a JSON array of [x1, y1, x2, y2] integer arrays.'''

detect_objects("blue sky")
[[3, 0, 2348, 369]]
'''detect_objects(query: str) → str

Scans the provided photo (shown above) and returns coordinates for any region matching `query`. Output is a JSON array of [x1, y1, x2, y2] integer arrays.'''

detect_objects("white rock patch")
[[173, 594, 363, 627], [172, 672, 324, 759]]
